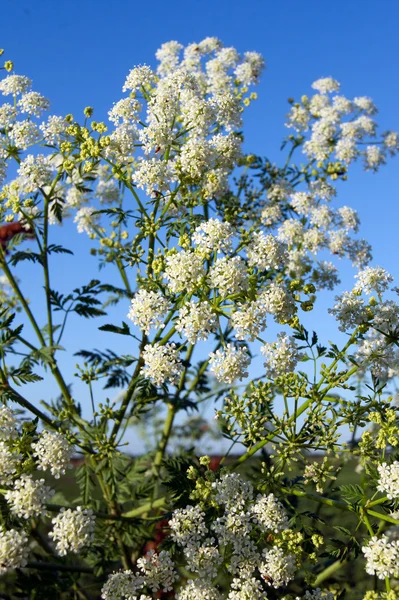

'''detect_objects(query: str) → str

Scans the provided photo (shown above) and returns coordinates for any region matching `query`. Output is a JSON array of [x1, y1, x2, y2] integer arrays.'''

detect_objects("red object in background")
[[0, 222, 34, 252]]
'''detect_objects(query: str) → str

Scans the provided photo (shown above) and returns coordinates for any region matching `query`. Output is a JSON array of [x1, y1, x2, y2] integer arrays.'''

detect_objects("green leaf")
[[98, 322, 131, 336]]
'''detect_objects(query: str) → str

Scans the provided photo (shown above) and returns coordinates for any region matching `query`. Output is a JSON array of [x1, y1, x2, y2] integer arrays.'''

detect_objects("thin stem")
[[312, 559, 347, 587]]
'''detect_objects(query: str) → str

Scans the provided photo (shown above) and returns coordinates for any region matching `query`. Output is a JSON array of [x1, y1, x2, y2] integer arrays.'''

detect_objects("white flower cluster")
[[0, 527, 29, 574], [261, 333, 302, 378], [101, 471, 297, 597], [0, 441, 21, 485], [247, 231, 287, 271], [176, 301, 217, 343], [362, 534, 399, 579], [286, 76, 398, 169], [141, 343, 183, 386], [259, 546, 296, 588], [127, 289, 171, 334], [209, 344, 250, 384], [192, 218, 234, 254], [170, 472, 294, 595], [109, 38, 263, 201], [0, 405, 18, 440], [49, 507, 95, 556], [208, 256, 248, 297], [74, 207, 97, 235], [231, 301, 267, 341], [251, 493, 289, 532], [164, 251, 205, 294], [32, 430, 74, 479], [101, 550, 177, 599], [377, 461, 399, 500], [5, 474, 53, 518]]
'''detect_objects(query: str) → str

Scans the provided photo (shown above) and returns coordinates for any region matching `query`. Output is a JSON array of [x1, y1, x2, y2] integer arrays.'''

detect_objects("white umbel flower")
[[18, 91, 50, 117], [176, 301, 217, 343], [0, 405, 18, 440], [141, 343, 183, 386], [192, 218, 234, 254], [208, 256, 248, 297], [231, 301, 267, 341], [261, 333, 302, 378], [259, 546, 296, 588], [32, 430, 74, 479], [18, 154, 53, 192], [228, 576, 267, 599], [311, 77, 340, 94], [164, 251, 204, 294], [362, 534, 399, 579], [177, 579, 222, 600], [5, 475, 53, 518], [354, 266, 393, 296], [247, 231, 287, 271], [0, 527, 29, 574], [168, 505, 208, 547], [74, 207, 96, 235], [0, 442, 21, 486], [212, 472, 253, 509], [0, 74, 32, 96], [251, 493, 288, 533], [101, 570, 144, 600], [209, 344, 250, 383], [50, 507, 95, 556], [377, 462, 399, 500], [136, 550, 177, 593], [127, 290, 171, 334]]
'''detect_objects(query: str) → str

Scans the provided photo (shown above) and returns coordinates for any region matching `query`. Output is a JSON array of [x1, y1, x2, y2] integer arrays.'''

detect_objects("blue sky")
[[1, 0, 398, 451]]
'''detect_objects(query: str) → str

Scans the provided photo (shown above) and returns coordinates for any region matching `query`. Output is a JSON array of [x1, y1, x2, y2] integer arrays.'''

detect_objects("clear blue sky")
[[1, 0, 398, 451]]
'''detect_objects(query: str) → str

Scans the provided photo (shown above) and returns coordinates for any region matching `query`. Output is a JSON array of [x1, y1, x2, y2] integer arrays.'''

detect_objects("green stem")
[[366, 509, 399, 526], [282, 487, 351, 511], [312, 559, 347, 587], [122, 496, 166, 518], [0, 251, 45, 345], [153, 403, 176, 470]]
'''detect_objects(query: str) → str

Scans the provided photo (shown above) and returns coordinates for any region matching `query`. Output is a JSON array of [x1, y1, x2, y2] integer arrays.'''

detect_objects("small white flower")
[[50, 507, 95, 556], [18, 91, 49, 117], [247, 231, 287, 271], [209, 344, 250, 384], [251, 493, 288, 533], [101, 570, 144, 600], [0, 527, 29, 574], [192, 218, 234, 253], [377, 462, 399, 500], [0, 442, 21, 486], [141, 343, 183, 386], [259, 546, 296, 588], [362, 535, 399, 579], [261, 333, 302, 378], [176, 301, 217, 343], [18, 154, 54, 192], [164, 251, 204, 294], [208, 256, 248, 297], [311, 77, 340, 94], [32, 430, 74, 479], [169, 505, 208, 547], [354, 266, 393, 296], [0, 74, 32, 96], [0, 406, 18, 441], [127, 290, 171, 334], [5, 475, 53, 518], [137, 550, 177, 593]]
